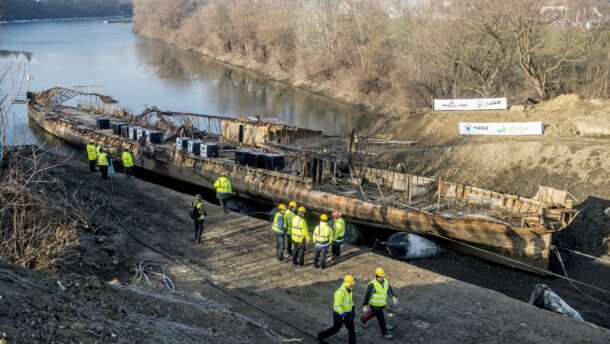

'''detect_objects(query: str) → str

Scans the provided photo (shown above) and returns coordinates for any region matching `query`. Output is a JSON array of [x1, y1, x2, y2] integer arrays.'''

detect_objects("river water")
[[0, 19, 368, 149]]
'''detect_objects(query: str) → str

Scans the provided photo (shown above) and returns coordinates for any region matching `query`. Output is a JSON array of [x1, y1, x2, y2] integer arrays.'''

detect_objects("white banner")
[[434, 98, 508, 111], [459, 122, 543, 136]]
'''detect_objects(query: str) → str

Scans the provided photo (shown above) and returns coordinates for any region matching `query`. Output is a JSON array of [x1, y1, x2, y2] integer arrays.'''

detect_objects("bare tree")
[[505, 0, 580, 100]]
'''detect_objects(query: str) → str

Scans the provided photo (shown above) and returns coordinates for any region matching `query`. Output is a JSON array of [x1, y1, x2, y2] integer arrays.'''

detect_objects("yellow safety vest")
[[86, 144, 97, 161], [214, 176, 232, 193], [122, 151, 133, 167], [291, 215, 309, 243], [96, 145, 103, 155], [333, 217, 346, 242], [313, 221, 332, 247], [369, 278, 389, 307], [195, 201, 205, 221], [97, 152, 109, 167], [333, 284, 353, 315], [284, 209, 295, 235], [272, 211, 285, 234]]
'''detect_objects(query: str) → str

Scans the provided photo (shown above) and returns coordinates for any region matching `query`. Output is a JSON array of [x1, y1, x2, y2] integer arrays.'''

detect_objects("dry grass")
[[0, 146, 99, 270]]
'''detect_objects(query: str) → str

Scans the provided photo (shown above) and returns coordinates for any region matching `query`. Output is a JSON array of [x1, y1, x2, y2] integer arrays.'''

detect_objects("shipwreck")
[[26, 87, 579, 274]]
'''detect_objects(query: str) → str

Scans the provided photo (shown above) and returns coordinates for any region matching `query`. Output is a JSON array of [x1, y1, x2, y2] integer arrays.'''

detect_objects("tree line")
[[1, 0, 132, 21], [134, 0, 609, 108]]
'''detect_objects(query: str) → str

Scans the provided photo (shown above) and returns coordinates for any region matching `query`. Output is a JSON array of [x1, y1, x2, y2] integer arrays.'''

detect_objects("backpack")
[[189, 203, 207, 219], [189, 204, 200, 219]]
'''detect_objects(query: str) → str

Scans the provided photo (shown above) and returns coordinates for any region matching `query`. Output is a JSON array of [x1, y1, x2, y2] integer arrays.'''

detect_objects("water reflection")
[[134, 40, 369, 133], [0, 50, 32, 61]]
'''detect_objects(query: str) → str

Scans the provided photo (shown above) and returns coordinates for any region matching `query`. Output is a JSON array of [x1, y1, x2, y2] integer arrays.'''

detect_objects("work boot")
[[383, 334, 394, 340]]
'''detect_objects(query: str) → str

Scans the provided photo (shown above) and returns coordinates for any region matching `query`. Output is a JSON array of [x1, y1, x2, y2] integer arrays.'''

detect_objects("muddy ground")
[[2, 156, 608, 343]]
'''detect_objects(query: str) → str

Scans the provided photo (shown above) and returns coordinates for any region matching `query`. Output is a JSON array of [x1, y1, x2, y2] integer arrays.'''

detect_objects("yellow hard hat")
[[320, 214, 329, 221], [298, 206, 306, 213], [289, 201, 297, 208], [375, 267, 385, 278], [278, 203, 287, 210], [343, 275, 355, 286]]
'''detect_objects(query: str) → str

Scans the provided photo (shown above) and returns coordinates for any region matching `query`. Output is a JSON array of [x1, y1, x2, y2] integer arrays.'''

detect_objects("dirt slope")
[[0, 261, 283, 343], [24, 157, 609, 344]]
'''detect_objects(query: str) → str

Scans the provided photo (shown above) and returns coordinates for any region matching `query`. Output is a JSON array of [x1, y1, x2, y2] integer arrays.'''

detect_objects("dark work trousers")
[[361, 306, 388, 335], [194, 219, 204, 243], [216, 192, 230, 213], [313, 244, 329, 269], [318, 311, 356, 344], [89, 160, 97, 172], [275, 233, 286, 260], [100, 166, 108, 179], [292, 241, 306, 266], [286, 234, 293, 255], [332, 241, 342, 258], [124, 166, 132, 178]]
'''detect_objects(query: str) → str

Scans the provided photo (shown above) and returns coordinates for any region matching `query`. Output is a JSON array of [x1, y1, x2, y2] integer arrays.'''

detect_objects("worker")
[[190, 194, 207, 245], [360, 267, 398, 340], [121, 147, 133, 179], [318, 275, 357, 344], [272, 204, 287, 261], [96, 141, 104, 155], [86, 140, 97, 172], [312, 214, 332, 269], [213, 172, 232, 213], [97, 148, 109, 180], [331, 210, 346, 261], [291, 206, 310, 266], [284, 201, 297, 255]]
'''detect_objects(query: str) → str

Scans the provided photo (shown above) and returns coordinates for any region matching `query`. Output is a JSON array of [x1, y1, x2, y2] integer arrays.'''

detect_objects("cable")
[[552, 246, 610, 307], [111, 212, 319, 340], [431, 233, 610, 295]]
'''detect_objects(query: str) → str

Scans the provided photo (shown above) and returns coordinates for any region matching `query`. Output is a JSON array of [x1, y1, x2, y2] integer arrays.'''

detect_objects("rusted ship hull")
[[27, 93, 577, 273]]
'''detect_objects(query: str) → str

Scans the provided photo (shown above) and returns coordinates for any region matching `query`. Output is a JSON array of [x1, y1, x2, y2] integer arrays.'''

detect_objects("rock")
[[83, 257, 96, 267], [30, 297, 45, 311], [95, 237, 105, 244], [574, 116, 610, 136], [111, 257, 120, 266], [85, 276, 102, 289]]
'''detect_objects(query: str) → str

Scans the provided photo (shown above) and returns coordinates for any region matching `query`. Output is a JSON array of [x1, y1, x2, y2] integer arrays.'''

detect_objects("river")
[[0, 19, 368, 150]]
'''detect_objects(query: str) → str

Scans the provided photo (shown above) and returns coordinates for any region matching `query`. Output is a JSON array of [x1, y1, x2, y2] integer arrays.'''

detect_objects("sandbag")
[[528, 284, 584, 321], [385, 232, 440, 259]]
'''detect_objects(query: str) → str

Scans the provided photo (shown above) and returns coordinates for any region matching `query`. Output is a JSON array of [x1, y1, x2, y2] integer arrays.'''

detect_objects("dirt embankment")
[[2, 156, 609, 343]]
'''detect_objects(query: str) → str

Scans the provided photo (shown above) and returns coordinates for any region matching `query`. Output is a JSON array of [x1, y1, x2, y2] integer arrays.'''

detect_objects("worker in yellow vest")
[[121, 147, 133, 179], [86, 140, 97, 172], [331, 210, 346, 262], [272, 204, 287, 261], [291, 206, 310, 266], [313, 214, 332, 269], [97, 148, 110, 180], [360, 267, 398, 340], [213, 172, 232, 213], [284, 201, 297, 255], [190, 194, 207, 245], [96, 141, 104, 155], [318, 275, 356, 344]]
